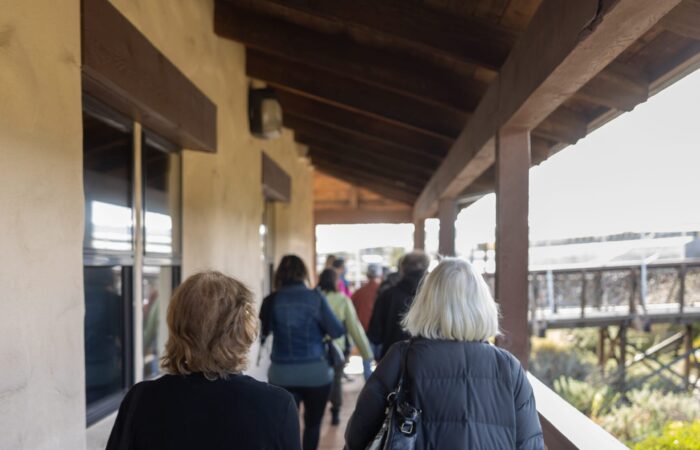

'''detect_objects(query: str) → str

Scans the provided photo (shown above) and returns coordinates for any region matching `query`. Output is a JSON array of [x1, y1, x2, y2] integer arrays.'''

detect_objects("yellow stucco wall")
[[108, 0, 314, 293], [2, 0, 315, 448], [0, 1, 86, 449]]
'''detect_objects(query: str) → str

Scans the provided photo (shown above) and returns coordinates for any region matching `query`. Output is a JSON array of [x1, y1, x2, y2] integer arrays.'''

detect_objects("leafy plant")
[[632, 420, 700, 450]]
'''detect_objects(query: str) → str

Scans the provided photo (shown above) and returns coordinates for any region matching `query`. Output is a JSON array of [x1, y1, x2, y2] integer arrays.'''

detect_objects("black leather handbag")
[[365, 340, 421, 450]]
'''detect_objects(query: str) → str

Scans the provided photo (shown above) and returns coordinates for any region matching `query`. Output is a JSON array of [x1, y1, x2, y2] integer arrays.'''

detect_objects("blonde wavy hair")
[[161, 271, 258, 379], [402, 258, 500, 341]]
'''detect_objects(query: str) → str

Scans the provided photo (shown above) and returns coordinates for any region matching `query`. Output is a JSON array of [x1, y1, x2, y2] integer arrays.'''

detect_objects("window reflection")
[[83, 115, 133, 253], [143, 266, 173, 379], [84, 266, 127, 404], [143, 139, 181, 256]]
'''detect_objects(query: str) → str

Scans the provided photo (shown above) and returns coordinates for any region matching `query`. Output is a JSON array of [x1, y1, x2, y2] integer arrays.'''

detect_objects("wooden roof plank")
[[283, 114, 445, 165], [660, 0, 700, 40], [214, 1, 484, 111], [414, 0, 682, 219], [276, 91, 452, 155], [296, 134, 436, 178], [222, 0, 516, 71], [247, 50, 467, 139], [314, 166, 418, 205], [576, 62, 649, 111]]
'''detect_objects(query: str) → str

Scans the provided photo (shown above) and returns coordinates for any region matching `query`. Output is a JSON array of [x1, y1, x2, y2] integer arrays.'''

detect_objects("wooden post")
[[619, 325, 628, 392], [494, 128, 530, 367], [580, 271, 587, 319], [598, 327, 607, 376], [679, 264, 686, 313], [413, 218, 426, 250], [438, 197, 457, 256]]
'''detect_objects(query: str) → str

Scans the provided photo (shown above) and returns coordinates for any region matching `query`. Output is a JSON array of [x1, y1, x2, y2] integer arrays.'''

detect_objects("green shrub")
[[632, 420, 700, 450], [530, 337, 595, 387], [597, 389, 700, 445]]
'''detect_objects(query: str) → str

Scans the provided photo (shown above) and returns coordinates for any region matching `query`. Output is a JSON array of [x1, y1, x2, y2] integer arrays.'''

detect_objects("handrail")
[[528, 372, 629, 449]]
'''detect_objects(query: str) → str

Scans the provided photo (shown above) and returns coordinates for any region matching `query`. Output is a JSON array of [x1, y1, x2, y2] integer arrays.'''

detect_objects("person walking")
[[106, 271, 301, 450], [345, 259, 544, 450], [367, 251, 430, 360], [260, 255, 345, 450], [318, 269, 374, 426], [332, 257, 352, 296], [350, 263, 383, 380]]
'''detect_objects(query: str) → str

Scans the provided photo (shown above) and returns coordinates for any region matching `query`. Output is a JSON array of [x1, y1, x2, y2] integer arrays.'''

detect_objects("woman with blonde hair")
[[107, 271, 301, 450], [345, 258, 544, 450]]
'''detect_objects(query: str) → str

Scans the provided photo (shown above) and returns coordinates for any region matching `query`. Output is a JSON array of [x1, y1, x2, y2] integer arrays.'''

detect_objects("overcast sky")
[[318, 68, 700, 255]]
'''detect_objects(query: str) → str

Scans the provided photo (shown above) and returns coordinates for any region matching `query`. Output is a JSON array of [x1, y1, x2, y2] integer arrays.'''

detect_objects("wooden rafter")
[[246, 49, 468, 139], [214, 2, 484, 111], [296, 134, 436, 178], [219, 0, 516, 72], [277, 91, 452, 154], [308, 148, 425, 192], [283, 114, 444, 165], [414, 0, 682, 219], [314, 165, 417, 205]]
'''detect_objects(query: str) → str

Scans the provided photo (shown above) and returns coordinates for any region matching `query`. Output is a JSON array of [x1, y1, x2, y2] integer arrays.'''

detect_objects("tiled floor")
[[317, 374, 364, 450]]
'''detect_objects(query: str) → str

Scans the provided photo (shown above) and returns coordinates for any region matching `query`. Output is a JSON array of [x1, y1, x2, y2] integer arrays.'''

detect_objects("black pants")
[[285, 384, 332, 450]]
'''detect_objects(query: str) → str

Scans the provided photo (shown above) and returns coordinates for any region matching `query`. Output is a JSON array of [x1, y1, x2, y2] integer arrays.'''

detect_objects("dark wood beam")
[[215, 2, 484, 111], [222, 0, 516, 72], [577, 62, 649, 111], [315, 208, 413, 225], [308, 148, 425, 192], [247, 49, 467, 139], [297, 134, 436, 178], [660, 0, 700, 40], [315, 166, 417, 205], [415, 0, 681, 219], [533, 107, 588, 146], [305, 143, 431, 188], [283, 114, 444, 166], [277, 91, 452, 154], [82, 0, 216, 152]]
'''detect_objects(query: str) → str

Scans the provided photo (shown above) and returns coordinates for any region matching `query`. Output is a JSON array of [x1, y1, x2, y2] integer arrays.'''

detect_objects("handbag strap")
[[395, 339, 413, 402]]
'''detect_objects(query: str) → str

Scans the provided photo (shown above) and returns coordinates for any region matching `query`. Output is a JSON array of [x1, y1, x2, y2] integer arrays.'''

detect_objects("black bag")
[[365, 340, 420, 450], [326, 338, 346, 368]]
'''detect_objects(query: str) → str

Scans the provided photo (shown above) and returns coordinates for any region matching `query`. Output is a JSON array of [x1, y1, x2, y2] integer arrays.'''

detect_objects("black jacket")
[[367, 271, 423, 359], [106, 373, 301, 450], [346, 339, 544, 450]]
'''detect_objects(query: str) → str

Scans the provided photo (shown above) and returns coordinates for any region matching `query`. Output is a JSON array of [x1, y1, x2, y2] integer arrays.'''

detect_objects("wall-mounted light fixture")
[[249, 87, 282, 139]]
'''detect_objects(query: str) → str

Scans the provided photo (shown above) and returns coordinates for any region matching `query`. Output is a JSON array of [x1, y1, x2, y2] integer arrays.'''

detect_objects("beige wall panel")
[[107, 0, 315, 381], [0, 1, 85, 449]]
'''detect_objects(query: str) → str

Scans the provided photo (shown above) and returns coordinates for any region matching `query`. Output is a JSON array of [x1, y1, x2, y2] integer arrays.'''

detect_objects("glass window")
[[84, 266, 131, 407], [143, 137, 181, 256], [83, 114, 133, 253], [142, 266, 175, 379]]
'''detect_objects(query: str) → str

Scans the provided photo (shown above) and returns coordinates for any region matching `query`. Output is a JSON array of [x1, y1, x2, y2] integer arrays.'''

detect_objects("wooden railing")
[[528, 373, 629, 449]]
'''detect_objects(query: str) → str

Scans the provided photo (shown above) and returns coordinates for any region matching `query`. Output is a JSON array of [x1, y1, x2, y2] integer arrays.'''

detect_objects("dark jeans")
[[285, 384, 332, 450], [330, 364, 344, 414]]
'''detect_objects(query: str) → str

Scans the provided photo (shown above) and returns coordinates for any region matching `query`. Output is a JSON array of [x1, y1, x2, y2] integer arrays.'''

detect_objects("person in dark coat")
[[367, 251, 429, 360], [346, 258, 545, 450], [106, 271, 301, 450]]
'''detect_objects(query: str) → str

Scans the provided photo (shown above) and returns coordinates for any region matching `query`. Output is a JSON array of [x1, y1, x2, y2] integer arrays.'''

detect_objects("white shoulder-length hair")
[[402, 258, 500, 341]]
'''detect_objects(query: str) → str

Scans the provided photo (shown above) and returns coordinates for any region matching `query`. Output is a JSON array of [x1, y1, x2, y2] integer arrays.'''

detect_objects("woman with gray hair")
[[346, 258, 544, 450]]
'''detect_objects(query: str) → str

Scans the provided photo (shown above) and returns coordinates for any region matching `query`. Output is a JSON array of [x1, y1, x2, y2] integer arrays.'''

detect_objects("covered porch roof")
[[214, 0, 700, 218]]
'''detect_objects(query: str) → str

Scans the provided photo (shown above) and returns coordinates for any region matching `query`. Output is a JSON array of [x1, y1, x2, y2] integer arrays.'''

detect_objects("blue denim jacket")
[[260, 283, 345, 364]]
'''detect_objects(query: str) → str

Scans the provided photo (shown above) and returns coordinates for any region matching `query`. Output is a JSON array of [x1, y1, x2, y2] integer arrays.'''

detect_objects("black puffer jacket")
[[345, 339, 544, 450], [367, 271, 423, 359]]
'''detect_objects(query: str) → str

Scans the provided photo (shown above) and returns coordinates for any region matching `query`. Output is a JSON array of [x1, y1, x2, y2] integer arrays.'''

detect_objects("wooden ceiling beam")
[[660, 0, 700, 40], [214, 2, 484, 111], [283, 114, 444, 166], [314, 166, 418, 205], [308, 148, 426, 192], [415, 0, 681, 219], [577, 62, 649, 111], [296, 134, 435, 178], [276, 91, 452, 155], [246, 49, 468, 140], [221, 0, 516, 72], [533, 107, 588, 146]]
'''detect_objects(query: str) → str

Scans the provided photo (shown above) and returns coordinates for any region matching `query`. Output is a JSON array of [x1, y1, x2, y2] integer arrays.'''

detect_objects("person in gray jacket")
[[345, 258, 544, 450]]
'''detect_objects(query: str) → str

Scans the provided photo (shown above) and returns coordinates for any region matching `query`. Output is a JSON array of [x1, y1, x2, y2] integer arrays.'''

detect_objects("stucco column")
[[438, 197, 457, 256], [494, 128, 531, 367], [413, 218, 425, 250]]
